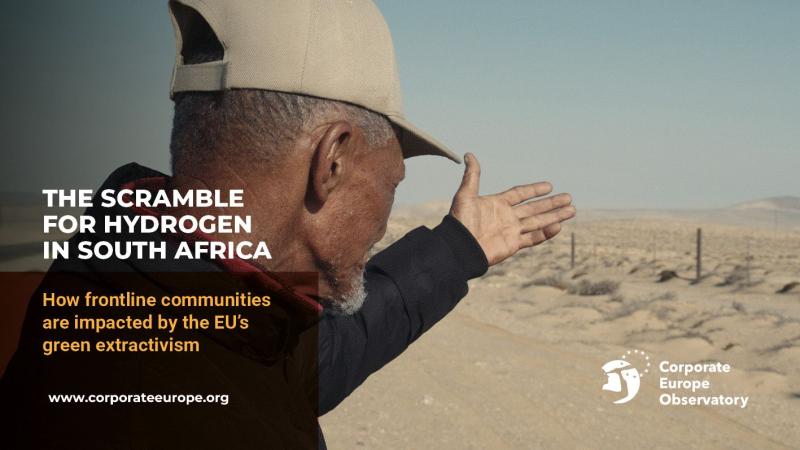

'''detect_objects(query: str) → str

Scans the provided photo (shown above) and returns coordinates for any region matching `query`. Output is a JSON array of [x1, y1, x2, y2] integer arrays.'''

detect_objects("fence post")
[[652, 234, 657, 276], [746, 239, 751, 287], [696, 228, 702, 283], [571, 232, 575, 270]]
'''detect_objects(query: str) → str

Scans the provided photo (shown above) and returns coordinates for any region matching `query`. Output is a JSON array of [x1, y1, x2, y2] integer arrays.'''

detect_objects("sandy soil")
[[2, 199, 798, 448], [321, 205, 800, 449]]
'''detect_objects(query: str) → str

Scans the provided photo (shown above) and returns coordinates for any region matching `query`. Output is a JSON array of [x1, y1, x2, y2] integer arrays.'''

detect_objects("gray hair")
[[170, 89, 396, 173]]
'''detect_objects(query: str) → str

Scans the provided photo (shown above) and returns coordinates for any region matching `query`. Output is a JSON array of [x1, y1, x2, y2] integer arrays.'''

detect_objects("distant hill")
[[732, 196, 800, 212], [394, 196, 800, 230]]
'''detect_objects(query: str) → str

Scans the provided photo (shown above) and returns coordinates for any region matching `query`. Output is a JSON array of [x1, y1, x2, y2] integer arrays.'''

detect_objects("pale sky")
[[1, 1, 797, 209]]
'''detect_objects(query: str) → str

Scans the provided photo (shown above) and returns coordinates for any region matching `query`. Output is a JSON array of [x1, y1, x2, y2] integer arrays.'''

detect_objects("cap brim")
[[387, 115, 461, 164]]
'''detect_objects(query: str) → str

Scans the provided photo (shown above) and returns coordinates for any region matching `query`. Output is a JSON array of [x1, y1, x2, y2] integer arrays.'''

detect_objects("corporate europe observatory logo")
[[601, 350, 750, 408], [601, 349, 650, 404]]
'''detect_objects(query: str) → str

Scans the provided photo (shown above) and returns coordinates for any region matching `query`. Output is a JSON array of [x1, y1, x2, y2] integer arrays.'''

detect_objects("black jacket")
[[0, 163, 488, 449]]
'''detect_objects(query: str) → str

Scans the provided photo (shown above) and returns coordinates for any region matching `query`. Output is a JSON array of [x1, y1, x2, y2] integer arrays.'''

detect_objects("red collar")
[[119, 177, 322, 315]]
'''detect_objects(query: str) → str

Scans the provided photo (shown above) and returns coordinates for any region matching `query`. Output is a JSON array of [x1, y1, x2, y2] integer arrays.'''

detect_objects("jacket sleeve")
[[317, 215, 488, 415]]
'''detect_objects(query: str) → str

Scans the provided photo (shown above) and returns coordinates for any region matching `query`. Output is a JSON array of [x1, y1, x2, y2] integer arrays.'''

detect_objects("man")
[[0, 1, 574, 448]]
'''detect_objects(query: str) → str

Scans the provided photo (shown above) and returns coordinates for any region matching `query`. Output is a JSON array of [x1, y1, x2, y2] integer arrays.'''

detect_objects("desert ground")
[[321, 199, 800, 449], [1, 195, 798, 448]]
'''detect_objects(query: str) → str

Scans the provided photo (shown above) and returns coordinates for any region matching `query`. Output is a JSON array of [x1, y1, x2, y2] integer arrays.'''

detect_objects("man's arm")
[[317, 153, 575, 415], [318, 215, 487, 415]]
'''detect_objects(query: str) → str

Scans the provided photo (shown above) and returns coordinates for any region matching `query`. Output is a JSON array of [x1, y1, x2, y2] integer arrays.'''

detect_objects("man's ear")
[[307, 121, 354, 208]]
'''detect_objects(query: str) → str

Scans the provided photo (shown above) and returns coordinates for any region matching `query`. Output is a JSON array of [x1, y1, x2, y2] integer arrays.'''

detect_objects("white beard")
[[322, 243, 377, 315], [324, 269, 367, 315], [333, 271, 366, 315]]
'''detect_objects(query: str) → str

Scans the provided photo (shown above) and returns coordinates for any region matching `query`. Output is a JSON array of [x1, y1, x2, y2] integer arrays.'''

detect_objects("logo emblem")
[[602, 349, 649, 404]]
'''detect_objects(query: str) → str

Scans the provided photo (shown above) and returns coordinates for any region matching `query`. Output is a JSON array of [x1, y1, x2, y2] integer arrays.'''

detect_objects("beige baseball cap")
[[168, 0, 460, 163]]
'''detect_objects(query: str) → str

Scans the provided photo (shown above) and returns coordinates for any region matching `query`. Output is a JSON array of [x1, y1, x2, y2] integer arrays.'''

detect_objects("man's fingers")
[[521, 223, 562, 248], [456, 153, 481, 198], [514, 193, 572, 218], [499, 182, 553, 206], [519, 205, 576, 233], [542, 222, 563, 240]]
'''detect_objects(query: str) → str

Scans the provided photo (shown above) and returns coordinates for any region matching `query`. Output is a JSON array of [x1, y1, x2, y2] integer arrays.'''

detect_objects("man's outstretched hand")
[[449, 153, 575, 267]]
